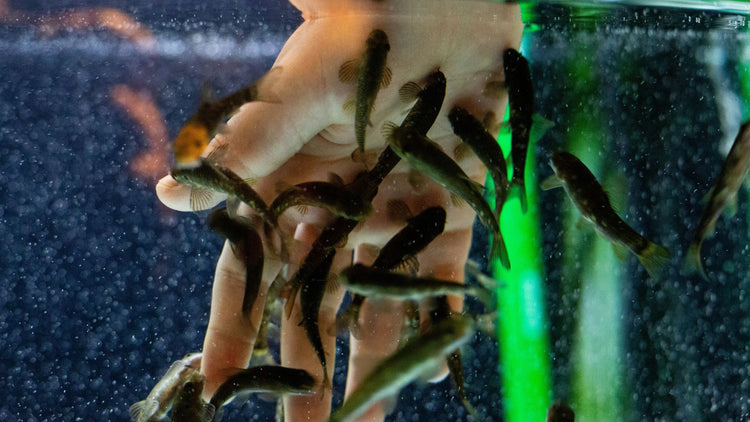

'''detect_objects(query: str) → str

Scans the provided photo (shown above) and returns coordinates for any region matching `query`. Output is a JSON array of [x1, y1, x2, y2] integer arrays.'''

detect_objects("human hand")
[[155, 0, 522, 420]]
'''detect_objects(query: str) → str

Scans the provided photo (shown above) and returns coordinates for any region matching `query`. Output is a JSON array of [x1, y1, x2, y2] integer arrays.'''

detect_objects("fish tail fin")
[[510, 177, 528, 213], [212, 406, 225, 422], [470, 285, 496, 312], [636, 242, 671, 279], [490, 231, 510, 270], [681, 241, 709, 281]]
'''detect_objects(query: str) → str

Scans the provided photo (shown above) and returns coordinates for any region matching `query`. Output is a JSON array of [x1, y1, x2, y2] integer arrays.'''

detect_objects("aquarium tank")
[[1, 0, 749, 421]]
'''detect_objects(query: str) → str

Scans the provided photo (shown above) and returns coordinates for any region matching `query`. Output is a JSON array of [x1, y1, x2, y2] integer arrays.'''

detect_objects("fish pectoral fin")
[[540, 174, 564, 191], [576, 216, 593, 232], [482, 111, 502, 135], [725, 195, 738, 218], [338, 59, 360, 83], [529, 113, 555, 144], [450, 193, 466, 207], [453, 143, 473, 162], [342, 96, 356, 113], [128, 400, 148, 421], [386, 199, 413, 222], [398, 81, 422, 103], [407, 169, 429, 193], [199, 403, 217, 422], [482, 80, 506, 99], [380, 120, 399, 140], [205, 142, 229, 162], [189, 187, 213, 212], [381, 394, 400, 417], [380, 66, 393, 88], [611, 242, 629, 261], [325, 274, 341, 295], [398, 255, 420, 275]]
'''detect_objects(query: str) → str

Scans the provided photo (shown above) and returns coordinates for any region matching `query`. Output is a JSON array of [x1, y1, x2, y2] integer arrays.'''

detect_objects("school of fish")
[[132, 9, 750, 422]]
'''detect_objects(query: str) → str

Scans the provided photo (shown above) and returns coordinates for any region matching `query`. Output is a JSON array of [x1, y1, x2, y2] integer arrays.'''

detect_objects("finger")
[[415, 227, 473, 383], [341, 227, 473, 422], [156, 13, 369, 212], [200, 240, 283, 399], [343, 245, 406, 421], [281, 248, 349, 422]]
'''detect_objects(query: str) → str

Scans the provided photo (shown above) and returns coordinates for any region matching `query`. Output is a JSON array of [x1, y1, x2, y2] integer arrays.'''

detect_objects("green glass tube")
[[489, 85, 552, 422]]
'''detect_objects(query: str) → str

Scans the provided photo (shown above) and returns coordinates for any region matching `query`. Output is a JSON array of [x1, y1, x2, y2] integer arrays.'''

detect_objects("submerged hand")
[[156, 0, 522, 420]]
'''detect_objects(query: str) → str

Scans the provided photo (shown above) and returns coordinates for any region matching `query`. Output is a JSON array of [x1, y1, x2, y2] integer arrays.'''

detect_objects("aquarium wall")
[[1, 1, 749, 421]]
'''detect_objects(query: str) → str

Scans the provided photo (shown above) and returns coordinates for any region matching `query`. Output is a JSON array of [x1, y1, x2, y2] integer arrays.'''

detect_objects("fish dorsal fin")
[[295, 205, 309, 215], [540, 174, 564, 191], [338, 59, 360, 83], [381, 66, 393, 88], [482, 80, 506, 99], [407, 169, 429, 193], [200, 80, 217, 104], [386, 199, 413, 222], [327, 172, 345, 186], [398, 81, 423, 103]]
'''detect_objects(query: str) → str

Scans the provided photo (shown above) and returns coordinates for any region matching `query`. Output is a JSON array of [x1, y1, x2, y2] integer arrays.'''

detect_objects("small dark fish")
[[328, 316, 475, 422], [547, 402, 575, 422], [287, 147, 403, 322], [542, 151, 670, 278], [398, 70, 447, 136], [207, 208, 264, 318], [339, 29, 392, 153], [339, 264, 492, 306], [339, 206, 447, 337], [209, 366, 316, 416], [173, 68, 281, 167], [684, 120, 750, 280], [269, 181, 372, 223], [504, 48, 534, 213], [170, 372, 215, 422], [373, 206, 446, 271], [299, 250, 336, 390], [448, 106, 510, 216], [171, 158, 274, 226], [130, 353, 202, 422], [384, 123, 509, 268]]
